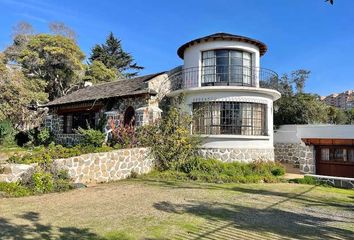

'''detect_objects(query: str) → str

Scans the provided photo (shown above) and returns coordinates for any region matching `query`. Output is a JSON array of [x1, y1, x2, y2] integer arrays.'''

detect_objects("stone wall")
[[0, 164, 35, 183], [54, 148, 153, 183], [307, 174, 354, 189], [198, 148, 274, 163], [0, 148, 154, 184], [274, 143, 315, 174], [55, 134, 83, 146]]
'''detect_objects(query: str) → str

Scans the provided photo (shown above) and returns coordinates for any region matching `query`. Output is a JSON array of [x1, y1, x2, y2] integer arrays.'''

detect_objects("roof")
[[177, 32, 268, 59], [45, 72, 164, 107]]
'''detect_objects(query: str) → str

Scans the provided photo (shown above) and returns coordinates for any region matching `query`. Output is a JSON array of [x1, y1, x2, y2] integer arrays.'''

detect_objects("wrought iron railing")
[[169, 65, 279, 91]]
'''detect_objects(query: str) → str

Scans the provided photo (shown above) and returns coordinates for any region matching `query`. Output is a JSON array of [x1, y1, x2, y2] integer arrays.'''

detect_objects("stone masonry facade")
[[54, 148, 153, 183], [198, 148, 274, 163], [0, 148, 154, 184], [274, 143, 315, 174]]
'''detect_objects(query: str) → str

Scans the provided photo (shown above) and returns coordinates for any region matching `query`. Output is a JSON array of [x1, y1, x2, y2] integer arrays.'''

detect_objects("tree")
[[49, 22, 76, 40], [326, 0, 334, 5], [83, 60, 119, 84], [0, 53, 47, 130], [17, 34, 85, 100], [291, 69, 310, 94], [274, 69, 331, 125], [345, 109, 354, 124], [89, 32, 143, 78], [5, 22, 35, 62]]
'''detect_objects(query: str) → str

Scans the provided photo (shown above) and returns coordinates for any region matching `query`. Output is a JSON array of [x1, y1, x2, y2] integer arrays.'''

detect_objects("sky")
[[0, 0, 353, 96]]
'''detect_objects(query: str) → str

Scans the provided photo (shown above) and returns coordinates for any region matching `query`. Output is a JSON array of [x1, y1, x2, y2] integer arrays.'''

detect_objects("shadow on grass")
[[153, 200, 354, 240], [138, 178, 354, 211], [0, 212, 105, 240]]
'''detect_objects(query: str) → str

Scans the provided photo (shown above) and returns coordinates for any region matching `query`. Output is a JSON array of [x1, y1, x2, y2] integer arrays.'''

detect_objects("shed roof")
[[45, 72, 165, 107]]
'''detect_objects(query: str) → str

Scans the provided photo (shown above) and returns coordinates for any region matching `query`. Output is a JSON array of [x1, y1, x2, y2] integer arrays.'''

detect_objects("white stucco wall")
[[174, 36, 279, 151], [182, 40, 261, 87], [274, 125, 354, 144], [178, 87, 278, 149]]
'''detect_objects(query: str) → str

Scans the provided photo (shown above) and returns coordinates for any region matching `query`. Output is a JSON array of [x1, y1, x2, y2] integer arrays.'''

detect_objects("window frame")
[[192, 101, 267, 136], [201, 49, 253, 86]]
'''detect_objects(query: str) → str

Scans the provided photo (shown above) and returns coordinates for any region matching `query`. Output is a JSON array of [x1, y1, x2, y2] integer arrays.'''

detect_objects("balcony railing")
[[169, 65, 279, 91]]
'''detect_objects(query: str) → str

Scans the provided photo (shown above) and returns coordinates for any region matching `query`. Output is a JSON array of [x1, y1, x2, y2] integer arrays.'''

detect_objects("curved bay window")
[[193, 102, 267, 136], [202, 49, 253, 86]]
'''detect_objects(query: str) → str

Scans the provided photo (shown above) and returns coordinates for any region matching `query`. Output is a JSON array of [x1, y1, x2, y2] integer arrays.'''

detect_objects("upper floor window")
[[202, 50, 253, 86]]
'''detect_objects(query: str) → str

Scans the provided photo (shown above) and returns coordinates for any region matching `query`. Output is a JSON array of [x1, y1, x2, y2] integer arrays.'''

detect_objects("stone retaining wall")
[[274, 143, 315, 174], [54, 148, 153, 183], [307, 174, 354, 189], [198, 148, 274, 163], [0, 164, 35, 183], [0, 148, 154, 184]]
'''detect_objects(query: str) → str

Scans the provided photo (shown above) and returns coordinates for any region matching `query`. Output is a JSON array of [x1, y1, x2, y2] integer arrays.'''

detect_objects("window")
[[202, 50, 253, 86], [193, 102, 267, 136], [63, 111, 97, 133], [321, 148, 330, 161], [319, 147, 354, 162]]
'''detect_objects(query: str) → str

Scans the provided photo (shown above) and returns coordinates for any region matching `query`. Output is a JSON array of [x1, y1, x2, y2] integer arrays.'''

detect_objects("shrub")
[[15, 131, 31, 147], [138, 107, 201, 170], [0, 182, 32, 197], [37, 128, 54, 146], [289, 176, 330, 186], [147, 157, 286, 184], [77, 127, 105, 147], [8, 144, 113, 164], [0, 120, 15, 145], [111, 125, 137, 148], [31, 168, 54, 193]]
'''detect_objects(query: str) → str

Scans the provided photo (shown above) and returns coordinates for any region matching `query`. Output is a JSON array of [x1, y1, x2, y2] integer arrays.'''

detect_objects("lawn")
[[0, 178, 353, 240]]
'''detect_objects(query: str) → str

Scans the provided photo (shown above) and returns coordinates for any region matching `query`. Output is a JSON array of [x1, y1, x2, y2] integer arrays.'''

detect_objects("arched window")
[[124, 106, 135, 127]]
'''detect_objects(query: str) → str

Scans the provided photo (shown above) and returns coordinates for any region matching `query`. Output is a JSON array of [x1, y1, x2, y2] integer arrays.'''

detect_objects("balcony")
[[169, 65, 279, 92]]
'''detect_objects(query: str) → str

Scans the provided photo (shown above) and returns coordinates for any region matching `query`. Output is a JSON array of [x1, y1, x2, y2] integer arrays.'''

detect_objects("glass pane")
[[230, 51, 242, 84], [215, 50, 229, 83], [348, 149, 354, 162], [193, 102, 266, 136], [202, 51, 216, 84], [321, 148, 330, 161], [243, 52, 252, 85]]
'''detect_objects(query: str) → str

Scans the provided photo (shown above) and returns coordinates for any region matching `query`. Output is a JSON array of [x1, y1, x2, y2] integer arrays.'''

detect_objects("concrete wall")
[[274, 124, 354, 143]]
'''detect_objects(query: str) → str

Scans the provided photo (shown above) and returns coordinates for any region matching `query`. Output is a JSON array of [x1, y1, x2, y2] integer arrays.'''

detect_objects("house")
[[44, 73, 170, 145], [45, 32, 281, 162], [274, 125, 354, 178]]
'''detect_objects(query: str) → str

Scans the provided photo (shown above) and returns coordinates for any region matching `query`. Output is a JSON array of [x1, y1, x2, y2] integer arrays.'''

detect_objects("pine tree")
[[89, 32, 143, 78]]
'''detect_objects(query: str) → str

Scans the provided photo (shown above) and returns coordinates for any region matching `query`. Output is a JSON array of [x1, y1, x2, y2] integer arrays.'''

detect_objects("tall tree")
[[0, 53, 47, 130], [89, 32, 143, 78], [16, 34, 85, 100], [5, 21, 35, 62], [49, 22, 77, 40], [274, 69, 331, 125], [83, 60, 119, 84]]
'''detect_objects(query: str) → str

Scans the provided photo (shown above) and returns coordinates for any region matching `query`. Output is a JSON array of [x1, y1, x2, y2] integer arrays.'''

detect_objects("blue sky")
[[0, 0, 353, 96]]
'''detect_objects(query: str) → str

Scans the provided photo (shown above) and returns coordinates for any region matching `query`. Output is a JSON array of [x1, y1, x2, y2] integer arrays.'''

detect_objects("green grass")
[[1, 178, 353, 239]]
